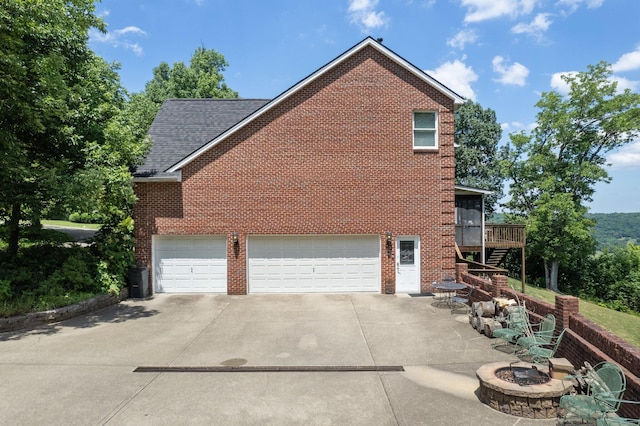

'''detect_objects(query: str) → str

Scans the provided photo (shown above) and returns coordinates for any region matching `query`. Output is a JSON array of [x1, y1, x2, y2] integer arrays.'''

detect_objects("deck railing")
[[456, 223, 526, 249], [485, 223, 526, 248]]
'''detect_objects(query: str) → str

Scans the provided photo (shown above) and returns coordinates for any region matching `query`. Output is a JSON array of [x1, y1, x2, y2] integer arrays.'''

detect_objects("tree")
[[133, 47, 239, 133], [454, 101, 504, 215], [501, 62, 640, 291], [60, 55, 151, 222], [0, 0, 105, 255]]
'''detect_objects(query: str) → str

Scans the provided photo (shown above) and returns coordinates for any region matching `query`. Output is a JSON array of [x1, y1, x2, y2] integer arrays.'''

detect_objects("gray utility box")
[[128, 267, 149, 299]]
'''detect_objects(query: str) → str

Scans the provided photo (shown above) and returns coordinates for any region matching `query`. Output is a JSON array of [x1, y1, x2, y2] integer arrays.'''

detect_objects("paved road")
[[0, 294, 558, 425], [44, 224, 97, 242]]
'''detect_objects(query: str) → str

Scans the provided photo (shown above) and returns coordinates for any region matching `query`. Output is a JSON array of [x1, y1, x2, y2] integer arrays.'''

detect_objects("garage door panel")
[[154, 236, 227, 293], [248, 236, 380, 293]]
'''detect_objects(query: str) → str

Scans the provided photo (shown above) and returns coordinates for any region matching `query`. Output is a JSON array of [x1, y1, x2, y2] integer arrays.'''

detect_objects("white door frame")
[[395, 236, 420, 293]]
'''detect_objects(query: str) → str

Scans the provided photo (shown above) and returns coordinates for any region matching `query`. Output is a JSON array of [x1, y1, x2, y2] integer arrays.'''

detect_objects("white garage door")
[[248, 236, 380, 293], [154, 236, 227, 293]]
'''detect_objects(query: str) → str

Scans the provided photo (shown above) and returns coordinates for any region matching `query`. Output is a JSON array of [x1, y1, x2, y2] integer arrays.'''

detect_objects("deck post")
[[521, 246, 526, 293]]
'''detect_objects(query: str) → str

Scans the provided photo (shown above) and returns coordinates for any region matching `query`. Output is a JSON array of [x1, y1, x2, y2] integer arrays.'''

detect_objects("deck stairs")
[[486, 248, 509, 267]]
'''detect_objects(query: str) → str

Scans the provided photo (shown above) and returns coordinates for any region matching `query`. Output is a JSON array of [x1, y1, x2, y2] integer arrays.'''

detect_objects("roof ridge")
[[163, 98, 272, 102]]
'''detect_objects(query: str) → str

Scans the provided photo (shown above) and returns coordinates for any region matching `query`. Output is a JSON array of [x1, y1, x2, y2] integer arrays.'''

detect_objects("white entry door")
[[395, 236, 420, 293]]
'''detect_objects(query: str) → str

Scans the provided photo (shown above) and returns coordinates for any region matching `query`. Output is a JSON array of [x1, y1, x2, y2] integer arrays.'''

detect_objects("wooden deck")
[[457, 223, 526, 252], [485, 224, 526, 248]]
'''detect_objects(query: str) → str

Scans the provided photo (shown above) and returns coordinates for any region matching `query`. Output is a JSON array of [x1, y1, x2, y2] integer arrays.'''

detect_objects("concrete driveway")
[[0, 294, 558, 425]]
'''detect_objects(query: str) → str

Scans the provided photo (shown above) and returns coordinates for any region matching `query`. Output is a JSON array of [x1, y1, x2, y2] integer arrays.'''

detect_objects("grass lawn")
[[41, 220, 101, 230], [508, 278, 640, 348]]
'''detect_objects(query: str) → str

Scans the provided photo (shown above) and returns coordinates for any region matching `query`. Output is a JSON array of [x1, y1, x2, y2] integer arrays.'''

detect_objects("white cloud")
[[612, 45, 640, 73], [461, 0, 538, 23], [90, 26, 148, 56], [501, 121, 523, 130], [511, 13, 552, 39], [447, 29, 478, 49], [426, 58, 478, 100], [492, 56, 529, 86], [501, 121, 537, 131], [556, 0, 604, 14], [550, 71, 577, 94], [607, 140, 640, 169], [348, 0, 389, 32], [551, 71, 638, 94], [114, 26, 147, 37], [612, 75, 639, 92]]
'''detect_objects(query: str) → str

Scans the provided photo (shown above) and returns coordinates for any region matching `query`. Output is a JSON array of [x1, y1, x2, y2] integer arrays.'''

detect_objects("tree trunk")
[[544, 261, 551, 290], [549, 260, 559, 293], [8, 202, 21, 256]]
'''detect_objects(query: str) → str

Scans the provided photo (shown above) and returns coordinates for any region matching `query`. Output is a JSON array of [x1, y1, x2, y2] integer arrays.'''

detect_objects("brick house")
[[133, 37, 465, 295]]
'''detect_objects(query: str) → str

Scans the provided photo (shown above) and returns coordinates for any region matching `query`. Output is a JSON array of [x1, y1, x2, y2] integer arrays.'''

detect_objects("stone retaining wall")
[[0, 288, 128, 333]]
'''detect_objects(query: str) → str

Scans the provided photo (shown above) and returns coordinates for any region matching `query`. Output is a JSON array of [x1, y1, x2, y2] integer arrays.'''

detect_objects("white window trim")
[[413, 111, 438, 151]]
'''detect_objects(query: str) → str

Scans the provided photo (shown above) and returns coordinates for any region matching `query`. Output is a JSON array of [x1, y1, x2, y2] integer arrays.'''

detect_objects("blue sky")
[[90, 0, 640, 213]]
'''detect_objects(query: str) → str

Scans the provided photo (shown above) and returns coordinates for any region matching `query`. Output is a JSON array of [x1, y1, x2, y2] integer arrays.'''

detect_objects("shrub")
[[68, 211, 106, 224], [92, 216, 135, 295], [0, 280, 12, 303], [0, 245, 99, 299], [41, 252, 99, 296]]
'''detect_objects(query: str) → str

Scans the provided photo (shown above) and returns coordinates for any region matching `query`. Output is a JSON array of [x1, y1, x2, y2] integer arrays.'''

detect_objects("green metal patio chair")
[[559, 361, 627, 425], [492, 306, 529, 352], [515, 313, 556, 353], [597, 415, 640, 426], [525, 328, 566, 364]]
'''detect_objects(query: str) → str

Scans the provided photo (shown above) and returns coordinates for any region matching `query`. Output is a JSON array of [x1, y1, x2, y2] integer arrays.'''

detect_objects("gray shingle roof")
[[134, 98, 270, 178]]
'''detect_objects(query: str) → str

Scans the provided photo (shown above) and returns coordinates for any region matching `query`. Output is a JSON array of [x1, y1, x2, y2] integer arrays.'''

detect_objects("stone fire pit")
[[476, 361, 573, 419]]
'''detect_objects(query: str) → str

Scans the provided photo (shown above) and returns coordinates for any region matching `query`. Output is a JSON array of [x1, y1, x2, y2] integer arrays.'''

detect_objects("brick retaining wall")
[[457, 263, 640, 418]]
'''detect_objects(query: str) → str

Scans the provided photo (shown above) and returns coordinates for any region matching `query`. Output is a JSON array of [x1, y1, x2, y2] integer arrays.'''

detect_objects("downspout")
[[481, 195, 486, 264]]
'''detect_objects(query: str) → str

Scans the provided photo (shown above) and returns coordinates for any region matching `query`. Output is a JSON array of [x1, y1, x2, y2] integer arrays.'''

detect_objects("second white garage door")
[[248, 236, 380, 293], [154, 236, 227, 293]]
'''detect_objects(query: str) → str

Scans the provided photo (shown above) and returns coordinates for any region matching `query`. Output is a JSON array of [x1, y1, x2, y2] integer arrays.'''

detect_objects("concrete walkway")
[[0, 294, 559, 425]]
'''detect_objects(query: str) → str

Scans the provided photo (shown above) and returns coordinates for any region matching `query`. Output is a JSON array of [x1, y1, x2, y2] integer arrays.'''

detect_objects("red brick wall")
[[134, 45, 457, 294], [133, 182, 182, 270]]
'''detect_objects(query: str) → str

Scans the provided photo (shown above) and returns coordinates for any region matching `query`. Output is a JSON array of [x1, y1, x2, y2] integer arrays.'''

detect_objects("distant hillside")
[[588, 212, 640, 248], [488, 212, 640, 248]]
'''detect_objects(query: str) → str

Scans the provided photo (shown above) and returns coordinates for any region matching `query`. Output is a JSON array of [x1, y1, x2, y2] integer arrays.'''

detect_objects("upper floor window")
[[413, 111, 437, 150]]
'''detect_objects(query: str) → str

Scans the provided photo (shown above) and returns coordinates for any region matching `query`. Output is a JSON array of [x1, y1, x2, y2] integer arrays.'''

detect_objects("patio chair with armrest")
[[492, 306, 529, 352], [525, 328, 566, 364], [596, 411, 640, 426], [560, 361, 628, 425], [515, 313, 556, 353]]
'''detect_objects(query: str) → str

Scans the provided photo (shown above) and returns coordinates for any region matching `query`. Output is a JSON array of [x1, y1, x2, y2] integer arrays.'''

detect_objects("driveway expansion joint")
[[134, 365, 405, 373]]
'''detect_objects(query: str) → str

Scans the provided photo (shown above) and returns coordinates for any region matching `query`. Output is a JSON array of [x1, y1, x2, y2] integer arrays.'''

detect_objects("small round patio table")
[[433, 282, 468, 307]]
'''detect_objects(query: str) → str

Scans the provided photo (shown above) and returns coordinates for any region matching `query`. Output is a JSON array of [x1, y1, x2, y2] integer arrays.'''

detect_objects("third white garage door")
[[247, 236, 380, 293]]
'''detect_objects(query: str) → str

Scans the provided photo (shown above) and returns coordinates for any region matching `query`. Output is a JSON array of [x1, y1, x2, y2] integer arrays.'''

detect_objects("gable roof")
[[134, 98, 269, 179], [135, 37, 465, 181]]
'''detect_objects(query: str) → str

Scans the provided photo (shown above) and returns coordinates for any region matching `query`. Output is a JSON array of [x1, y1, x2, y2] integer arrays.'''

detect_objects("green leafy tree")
[[134, 46, 239, 133], [0, 0, 104, 255], [0, 1, 151, 297], [454, 101, 504, 216], [502, 62, 640, 291]]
